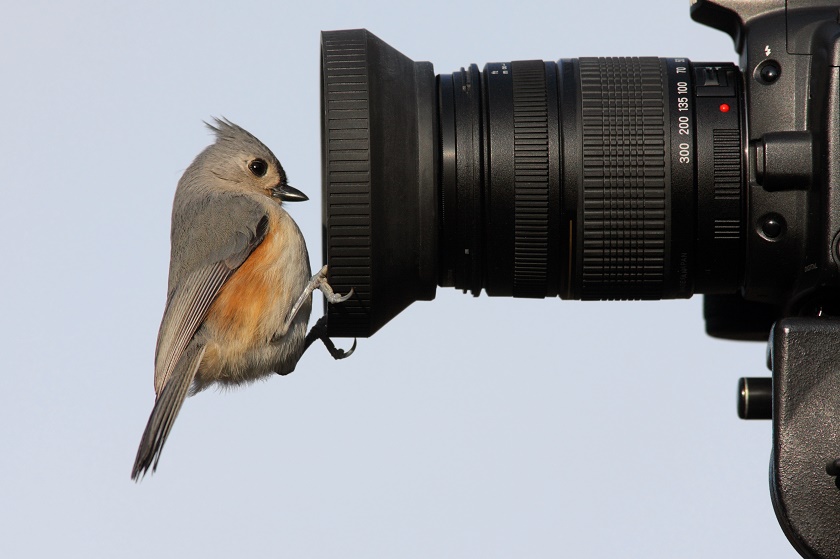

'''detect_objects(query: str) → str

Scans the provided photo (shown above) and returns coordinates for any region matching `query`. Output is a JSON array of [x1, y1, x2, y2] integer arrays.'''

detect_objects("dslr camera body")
[[320, 2, 840, 557]]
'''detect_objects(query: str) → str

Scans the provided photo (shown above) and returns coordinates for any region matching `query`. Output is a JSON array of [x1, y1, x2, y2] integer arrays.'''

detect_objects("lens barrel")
[[321, 30, 745, 337]]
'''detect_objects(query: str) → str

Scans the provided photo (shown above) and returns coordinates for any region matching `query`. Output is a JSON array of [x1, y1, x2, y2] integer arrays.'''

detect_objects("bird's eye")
[[248, 159, 268, 177]]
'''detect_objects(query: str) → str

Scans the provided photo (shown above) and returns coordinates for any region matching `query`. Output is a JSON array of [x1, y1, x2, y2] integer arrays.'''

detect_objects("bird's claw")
[[313, 265, 354, 304], [323, 336, 357, 360], [325, 286, 354, 304], [303, 315, 357, 360]]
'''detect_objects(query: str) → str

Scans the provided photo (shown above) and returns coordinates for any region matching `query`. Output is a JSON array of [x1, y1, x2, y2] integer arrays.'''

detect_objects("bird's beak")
[[271, 183, 309, 202]]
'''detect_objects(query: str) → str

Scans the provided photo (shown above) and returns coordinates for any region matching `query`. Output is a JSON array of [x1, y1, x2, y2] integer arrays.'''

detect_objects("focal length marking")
[[665, 58, 696, 297], [674, 60, 692, 164]]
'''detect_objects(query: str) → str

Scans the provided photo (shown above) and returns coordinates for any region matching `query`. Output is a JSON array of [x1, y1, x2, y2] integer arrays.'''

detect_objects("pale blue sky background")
[[1, 1, 797, 557]]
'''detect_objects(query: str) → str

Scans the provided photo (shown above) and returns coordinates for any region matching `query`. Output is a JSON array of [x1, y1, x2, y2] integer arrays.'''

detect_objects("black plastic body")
[[695, 0, 840, 338], [692, 3, 840, 556]]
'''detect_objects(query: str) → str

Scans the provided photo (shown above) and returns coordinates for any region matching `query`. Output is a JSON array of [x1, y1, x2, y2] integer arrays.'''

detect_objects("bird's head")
[[201, 117, 309, 204]]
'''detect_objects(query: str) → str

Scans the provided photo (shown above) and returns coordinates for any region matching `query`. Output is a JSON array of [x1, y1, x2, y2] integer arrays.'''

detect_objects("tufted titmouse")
[[131, 119, 352, 480]]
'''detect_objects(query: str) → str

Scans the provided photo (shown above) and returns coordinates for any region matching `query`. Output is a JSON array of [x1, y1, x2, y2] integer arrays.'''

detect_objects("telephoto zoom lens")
[[321, 29, 745, 337]]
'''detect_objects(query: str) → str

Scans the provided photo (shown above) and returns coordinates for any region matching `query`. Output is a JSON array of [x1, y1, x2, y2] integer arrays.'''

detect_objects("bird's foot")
[[284, 265, 354, 332]]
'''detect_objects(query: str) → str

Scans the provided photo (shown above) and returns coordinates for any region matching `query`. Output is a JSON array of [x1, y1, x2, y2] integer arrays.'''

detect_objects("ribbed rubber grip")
[[713, 128, 741, 201], [578, 57, 667, 299], [322, 32, 373, 334]]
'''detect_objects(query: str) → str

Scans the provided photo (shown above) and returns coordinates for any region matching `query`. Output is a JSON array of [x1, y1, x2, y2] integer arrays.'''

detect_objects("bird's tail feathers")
[[132, 344, 206, 480]]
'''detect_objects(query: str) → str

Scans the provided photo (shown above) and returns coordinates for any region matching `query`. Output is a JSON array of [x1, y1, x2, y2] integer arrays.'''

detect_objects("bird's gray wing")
[[153, 195, 269, 394]]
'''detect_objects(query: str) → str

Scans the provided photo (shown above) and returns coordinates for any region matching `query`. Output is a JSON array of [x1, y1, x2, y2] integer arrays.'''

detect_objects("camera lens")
[[321, 30, 745, 337]]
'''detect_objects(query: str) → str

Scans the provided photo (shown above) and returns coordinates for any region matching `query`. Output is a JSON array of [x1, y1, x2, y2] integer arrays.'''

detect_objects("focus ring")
[[578, 57, 667, 299], [512, 61, 550, 297]]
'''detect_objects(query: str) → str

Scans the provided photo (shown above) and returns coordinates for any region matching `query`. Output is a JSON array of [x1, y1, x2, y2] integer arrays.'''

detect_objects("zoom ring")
[[579, 57, 667, 299]]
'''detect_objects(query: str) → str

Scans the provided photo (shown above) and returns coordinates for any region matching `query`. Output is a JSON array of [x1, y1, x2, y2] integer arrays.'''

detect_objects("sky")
[[1, 1, 799, 557]]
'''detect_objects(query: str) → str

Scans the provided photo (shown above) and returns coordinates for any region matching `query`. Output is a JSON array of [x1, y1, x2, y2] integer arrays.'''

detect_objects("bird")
[[132, 118, 352, 480]]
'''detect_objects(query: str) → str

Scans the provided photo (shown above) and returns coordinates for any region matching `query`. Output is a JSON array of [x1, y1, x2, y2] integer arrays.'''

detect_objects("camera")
[[320, 1, 840, 558]]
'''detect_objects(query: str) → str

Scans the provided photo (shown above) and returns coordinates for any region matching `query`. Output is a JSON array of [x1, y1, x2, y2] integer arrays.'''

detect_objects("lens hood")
[[321, 30, 437, 337]]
